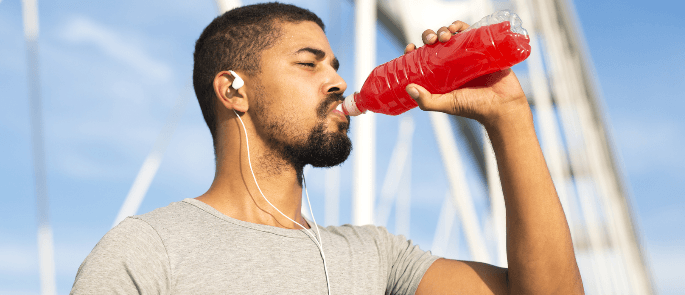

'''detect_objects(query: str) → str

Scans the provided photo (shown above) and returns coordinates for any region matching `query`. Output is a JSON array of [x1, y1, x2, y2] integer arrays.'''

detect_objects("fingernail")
[[407, 87, 419, 99], [427, 33, 437, 42]]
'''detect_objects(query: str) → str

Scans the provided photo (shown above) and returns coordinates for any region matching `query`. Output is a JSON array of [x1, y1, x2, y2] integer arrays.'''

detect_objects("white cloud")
[[60, 16, 172, 83]]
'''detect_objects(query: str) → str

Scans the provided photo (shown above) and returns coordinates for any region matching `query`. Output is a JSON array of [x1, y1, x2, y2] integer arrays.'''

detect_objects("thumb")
[[406, 83, 452, 113]]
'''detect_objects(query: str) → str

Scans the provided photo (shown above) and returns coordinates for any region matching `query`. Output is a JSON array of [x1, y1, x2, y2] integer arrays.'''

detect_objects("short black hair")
[[192, 2, 325, 153]]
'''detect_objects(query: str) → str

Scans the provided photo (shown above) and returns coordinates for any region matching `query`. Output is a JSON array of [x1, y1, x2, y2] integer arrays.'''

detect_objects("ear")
[[213, 70, 249, 113]]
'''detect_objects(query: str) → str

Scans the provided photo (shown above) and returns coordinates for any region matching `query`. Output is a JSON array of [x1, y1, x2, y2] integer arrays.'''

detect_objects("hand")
[[404, 21, 529, 127]]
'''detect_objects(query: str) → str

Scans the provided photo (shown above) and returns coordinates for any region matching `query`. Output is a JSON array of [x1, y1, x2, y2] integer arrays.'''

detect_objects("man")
[[71, 2, 583, 294]]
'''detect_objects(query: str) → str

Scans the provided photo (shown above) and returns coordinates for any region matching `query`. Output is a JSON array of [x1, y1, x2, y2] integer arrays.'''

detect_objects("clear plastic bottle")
[[340, 10, 531, 116]]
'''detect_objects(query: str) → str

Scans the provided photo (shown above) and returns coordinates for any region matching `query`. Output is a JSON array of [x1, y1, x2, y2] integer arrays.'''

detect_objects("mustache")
[[316, 92, 345, 118]]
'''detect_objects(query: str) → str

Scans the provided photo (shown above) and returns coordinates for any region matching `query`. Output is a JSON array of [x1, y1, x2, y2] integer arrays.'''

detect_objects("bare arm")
[[407, 22, 584, 295]]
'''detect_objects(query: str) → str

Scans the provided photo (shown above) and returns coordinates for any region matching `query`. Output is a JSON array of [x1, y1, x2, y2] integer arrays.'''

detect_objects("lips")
[[330, 102, 348, 123]]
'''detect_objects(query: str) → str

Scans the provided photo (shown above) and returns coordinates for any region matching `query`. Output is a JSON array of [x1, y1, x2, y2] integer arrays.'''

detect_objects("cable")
[[233, 109, 332, 295]]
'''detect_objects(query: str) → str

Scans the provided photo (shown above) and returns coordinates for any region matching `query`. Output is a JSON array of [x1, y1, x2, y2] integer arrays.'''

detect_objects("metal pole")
[[513, 0, 619, 292], [513, 0, 574, 227], [215, 0, 242, 14], [431, 191, 458, 257], [395, 117, 413, 236], [484, 130, 506, 267], [531, 0, 654, 293], [22, 0, 56, 294], [531, 1, 618, 291], [430, 112, 491, 263], [113, 0, 240, 227], [352, 0, 376, 225], [376, 116, 414, 227], [112, 85, 188, 227]]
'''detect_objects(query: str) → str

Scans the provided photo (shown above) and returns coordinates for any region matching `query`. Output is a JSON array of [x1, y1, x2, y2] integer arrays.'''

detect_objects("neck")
[[197, 121, 309, 229]]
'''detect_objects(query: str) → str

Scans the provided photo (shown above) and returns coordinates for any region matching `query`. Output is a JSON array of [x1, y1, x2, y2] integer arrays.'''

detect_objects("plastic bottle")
[[340, 10, 531, 116]]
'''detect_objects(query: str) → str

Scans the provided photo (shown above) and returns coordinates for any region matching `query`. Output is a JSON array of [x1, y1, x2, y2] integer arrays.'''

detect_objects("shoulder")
[[133, 199, 196, 227], [324, 224, 402, 245], [128, 199, 213, 239], [85, 216, 169, 265], [72, 218, 171, 294], [325, 223, 390, 236]]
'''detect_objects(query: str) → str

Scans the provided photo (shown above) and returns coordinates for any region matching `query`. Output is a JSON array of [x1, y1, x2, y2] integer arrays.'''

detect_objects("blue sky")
[[1, 0, 683, 294]]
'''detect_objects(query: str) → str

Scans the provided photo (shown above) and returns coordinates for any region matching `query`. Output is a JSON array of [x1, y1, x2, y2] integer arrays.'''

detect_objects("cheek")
[[259, 73, 322, 127], [275, 88, 321, 120]]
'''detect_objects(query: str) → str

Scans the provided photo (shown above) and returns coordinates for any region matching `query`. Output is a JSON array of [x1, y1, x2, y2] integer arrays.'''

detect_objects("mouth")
[[330, 102, 349, 123]]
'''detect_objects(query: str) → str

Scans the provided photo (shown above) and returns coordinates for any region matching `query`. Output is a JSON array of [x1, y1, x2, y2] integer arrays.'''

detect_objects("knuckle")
[[413, 96, 429, 111], [417, 102, 430, 111]]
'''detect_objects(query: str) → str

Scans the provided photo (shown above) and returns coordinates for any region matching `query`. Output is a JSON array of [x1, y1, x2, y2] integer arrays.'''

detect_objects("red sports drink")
[[340, 10, 531, 116]]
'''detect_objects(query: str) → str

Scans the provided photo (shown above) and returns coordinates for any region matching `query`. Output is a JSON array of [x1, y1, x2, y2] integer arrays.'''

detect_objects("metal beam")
[[352, 0, 377, 225], [532, 0, 653, 293], [431, 112, 491, 263], [376, 116, 414, 227], [112, 87, 188, 228], [22, 0, 56, 294]]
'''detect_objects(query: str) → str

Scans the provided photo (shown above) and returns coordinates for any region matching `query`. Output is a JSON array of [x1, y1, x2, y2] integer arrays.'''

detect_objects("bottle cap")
[[342, 93, 364, 116]]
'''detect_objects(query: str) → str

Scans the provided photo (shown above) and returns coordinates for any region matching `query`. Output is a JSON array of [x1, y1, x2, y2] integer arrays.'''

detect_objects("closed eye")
[[298, 62, 315, 67]]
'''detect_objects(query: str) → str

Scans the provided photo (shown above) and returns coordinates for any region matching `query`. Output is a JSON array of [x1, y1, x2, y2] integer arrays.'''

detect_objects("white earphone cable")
[[233, 109, 331, 295], [303, 176, 331, 293]]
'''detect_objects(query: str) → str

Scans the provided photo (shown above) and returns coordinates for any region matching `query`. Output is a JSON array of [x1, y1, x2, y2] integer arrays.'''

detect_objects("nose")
[[323, 69, 347, 97]]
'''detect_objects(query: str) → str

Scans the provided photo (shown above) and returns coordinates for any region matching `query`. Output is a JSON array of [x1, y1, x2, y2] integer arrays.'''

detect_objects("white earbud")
[[229, 70, 244, 90]]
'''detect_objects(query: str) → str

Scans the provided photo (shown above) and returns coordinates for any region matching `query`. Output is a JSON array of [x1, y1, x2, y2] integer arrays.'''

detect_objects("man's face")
[[248, 21, 351, 169]]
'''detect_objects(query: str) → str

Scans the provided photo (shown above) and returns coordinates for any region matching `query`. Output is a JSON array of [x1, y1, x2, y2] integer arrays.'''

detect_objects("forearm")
[[484, 105, 583, 294]]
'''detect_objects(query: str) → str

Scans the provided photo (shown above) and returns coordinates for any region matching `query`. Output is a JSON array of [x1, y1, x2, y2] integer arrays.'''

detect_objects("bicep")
[[416, 258, 508, 295]]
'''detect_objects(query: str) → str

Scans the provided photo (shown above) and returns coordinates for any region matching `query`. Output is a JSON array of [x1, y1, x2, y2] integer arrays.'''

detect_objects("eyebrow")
[[295, 47, 340, 71]]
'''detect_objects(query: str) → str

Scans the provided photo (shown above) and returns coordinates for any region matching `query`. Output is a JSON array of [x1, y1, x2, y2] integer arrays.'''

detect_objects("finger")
[[422, 29, 438, 45], [406, 83, 449, 113], [437, 26, 451, 42], [404, 43, 416, 54], [448, 20, 470, 34]]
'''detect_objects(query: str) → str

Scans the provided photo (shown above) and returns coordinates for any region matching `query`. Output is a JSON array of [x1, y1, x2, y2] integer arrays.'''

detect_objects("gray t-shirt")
[[71, 198, 439, 294]]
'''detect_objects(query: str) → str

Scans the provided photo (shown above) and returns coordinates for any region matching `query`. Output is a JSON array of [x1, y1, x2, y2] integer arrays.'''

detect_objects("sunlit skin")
[[197, 19, 583, 294]]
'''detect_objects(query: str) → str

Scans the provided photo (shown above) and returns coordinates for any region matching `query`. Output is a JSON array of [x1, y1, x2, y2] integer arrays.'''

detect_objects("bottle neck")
[[342, 93, 365, 116]]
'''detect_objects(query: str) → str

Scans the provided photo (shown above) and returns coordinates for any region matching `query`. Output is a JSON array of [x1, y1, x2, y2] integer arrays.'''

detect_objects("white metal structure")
[[112, 89, 188, 228], [22, 0, 56, 294], [110, 0, 242, 228], [98, 1, 653, 294], [352, 0, 377, 226], [348, 0, 654, 293]]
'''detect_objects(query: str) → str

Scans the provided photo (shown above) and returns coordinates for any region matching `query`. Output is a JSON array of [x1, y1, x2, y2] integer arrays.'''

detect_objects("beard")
[[281, 118, 352, 169], [250, 83, 352, 174]]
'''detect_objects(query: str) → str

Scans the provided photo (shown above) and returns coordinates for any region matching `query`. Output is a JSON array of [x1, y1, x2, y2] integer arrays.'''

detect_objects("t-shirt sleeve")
[[70, 217, 171, 295], [379, 227, 440, 295]]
